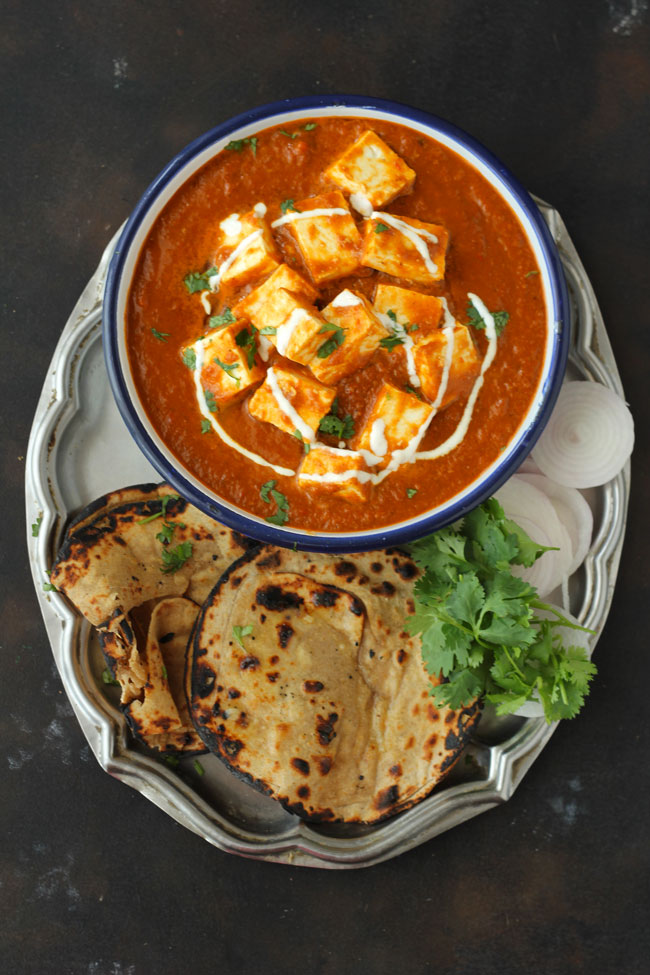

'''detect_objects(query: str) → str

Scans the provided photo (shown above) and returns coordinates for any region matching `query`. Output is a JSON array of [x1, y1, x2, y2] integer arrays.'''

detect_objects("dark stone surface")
[[3, 1, 649, 973]]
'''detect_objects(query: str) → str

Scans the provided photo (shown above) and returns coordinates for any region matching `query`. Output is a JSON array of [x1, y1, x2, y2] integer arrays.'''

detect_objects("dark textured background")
[[3, 2, 650, 973]]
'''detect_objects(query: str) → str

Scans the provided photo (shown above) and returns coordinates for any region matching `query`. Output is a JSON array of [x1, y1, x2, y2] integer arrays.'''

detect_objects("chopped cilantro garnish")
[[407, 488, 418, 498], [213, 356, 240, 386], [374, 222, 389, 233], [193, 759, 205, 776], [380, 333, 404, 352], [101, 668, 120, 687], [43, 581, 57, 592], [160, 540, 193, 574], [259, 325, 277, 335], [201, 418, 212, 434], [209, 307, 236, 328], [235, 326, 257, 369], [164, 754, 180, 768], [31, 515, 42, 537], [138, 493, 180, 524], [407, 498, 596, 721], [279, 128, 299, 139], [302, 122, 317, 131], [184, 267, 218, 294], [318, 400, 355, 441], [280, 198, 298, 213], [156, 521, 177, 545], [316, 322, 346, 359], [161, 664, 168, 680], [182, 347, 196, 370], [233, 624, 254, 648], [292, 429, 310, 453], [525, 269, 539, 278], [225, 137, 257, 155], [151, 328, 169, 342], [466, 302, 509, 336], [204, 389, 218, 413], [404, 383, 424, 401], [260, 480, 290, 525]]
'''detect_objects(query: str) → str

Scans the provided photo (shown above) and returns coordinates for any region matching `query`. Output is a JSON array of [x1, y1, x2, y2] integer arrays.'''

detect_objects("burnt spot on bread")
[[276, 622, 294, 648], [194, 664, 216, 698], [303, 680, 324, 693], [221, 737, 244, 758], [427, 703, 439, 721], [349, 596, 364, 617], [290, 757, 310, 776], [297, 785, 310, 800], [316, 713, 338, 746], [388, 763, 402, 779], [236, 712, 249, 728], [239, 655, 260, 671], [314, 755, 332, 775], [397, 649, 407, 663], [269, 654, 279, 665], [256, 551, 282, 569], [445, 710, 455, 724], [371, 562, 383, 573], [334, 560, 356, 579], [230, 576, 242, 589], [391, 556, 418, 580], [256, 585, 304, 612], [267, 671, 280, 683], [311, 586, 340, 608], [227, 687, 241, 699], [374, 784, 399, 810], [371, 580, 396, 597]]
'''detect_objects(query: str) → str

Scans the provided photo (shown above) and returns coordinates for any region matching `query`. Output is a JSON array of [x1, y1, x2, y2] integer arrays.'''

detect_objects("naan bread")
[[188, 546, 480, 823]]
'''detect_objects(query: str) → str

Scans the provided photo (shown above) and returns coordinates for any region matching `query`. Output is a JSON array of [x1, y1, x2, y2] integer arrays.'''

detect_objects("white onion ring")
[[495, 476, 573, 597], [514, 603, 593, 718], [517, 473, 593, 575], [532, 381, 634, 488]]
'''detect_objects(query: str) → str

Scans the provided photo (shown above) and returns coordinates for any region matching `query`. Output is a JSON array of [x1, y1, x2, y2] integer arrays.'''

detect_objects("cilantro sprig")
[[407, 498, 596, 722]]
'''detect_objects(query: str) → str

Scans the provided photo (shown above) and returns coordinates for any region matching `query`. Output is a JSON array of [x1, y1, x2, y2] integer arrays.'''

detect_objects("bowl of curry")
[[103, 95, 569, 551]]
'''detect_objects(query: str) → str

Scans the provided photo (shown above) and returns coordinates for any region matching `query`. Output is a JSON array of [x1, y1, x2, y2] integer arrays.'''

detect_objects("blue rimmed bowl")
[[103, 95, 570, 553]]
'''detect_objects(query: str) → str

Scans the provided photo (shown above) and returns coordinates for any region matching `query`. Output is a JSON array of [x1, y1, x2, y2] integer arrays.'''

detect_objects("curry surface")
[[127, 117, 546, 532]]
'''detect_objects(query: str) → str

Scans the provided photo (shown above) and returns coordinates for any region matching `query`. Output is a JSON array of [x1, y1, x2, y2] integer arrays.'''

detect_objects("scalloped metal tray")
[[25, 200, 630, 868]]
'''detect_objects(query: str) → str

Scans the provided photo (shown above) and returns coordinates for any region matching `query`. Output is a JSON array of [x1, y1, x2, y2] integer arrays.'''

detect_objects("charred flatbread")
[[188, 545, 480, 823], [51, 485, 256, 752]]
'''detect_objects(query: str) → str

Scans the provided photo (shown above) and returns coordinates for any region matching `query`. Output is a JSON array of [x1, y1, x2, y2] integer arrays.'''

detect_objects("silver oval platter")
[[25, 200, 630, 869]]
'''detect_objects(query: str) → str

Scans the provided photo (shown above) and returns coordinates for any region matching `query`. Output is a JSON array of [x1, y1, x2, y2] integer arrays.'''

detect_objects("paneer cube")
[[325, 130, 415, 213], [276, 190, 362, 285], [248, 363, 336, 441], [215, 208, 281, 291], [361, 213, 449, 285], [244, 288, 329, 368], [373, 284, 443, 339], [192, 323, 266, 408], [233, 263, 318, 322], [414, 324, 481, 409], [308, 289, 389, 385], [356, 382, 433, 469], [298, 446, 372, 503]]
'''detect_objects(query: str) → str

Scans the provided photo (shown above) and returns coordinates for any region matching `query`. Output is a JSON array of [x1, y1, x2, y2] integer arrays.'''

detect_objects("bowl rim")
[[103, 94, 570, 553]]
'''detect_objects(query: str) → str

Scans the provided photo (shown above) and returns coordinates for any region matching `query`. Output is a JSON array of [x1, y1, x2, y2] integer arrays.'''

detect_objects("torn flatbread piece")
[[188, 546, 480, 823], [51, 485, 257, 752]]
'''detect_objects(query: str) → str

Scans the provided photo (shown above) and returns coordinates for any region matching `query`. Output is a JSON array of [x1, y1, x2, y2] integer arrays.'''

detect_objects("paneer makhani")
[[127, 118, 547, 532]]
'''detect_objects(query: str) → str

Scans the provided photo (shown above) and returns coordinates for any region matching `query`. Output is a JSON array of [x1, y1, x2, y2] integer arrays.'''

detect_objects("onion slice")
[[517, 473, 593, 575], [532, 381, 634, 488], [495, 476, 573, 597], [514, 603, 593, 718]]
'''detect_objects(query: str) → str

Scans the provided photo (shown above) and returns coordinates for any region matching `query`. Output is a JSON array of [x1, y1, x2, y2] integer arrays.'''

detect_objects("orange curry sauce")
[[127, 118, 546, 532]]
